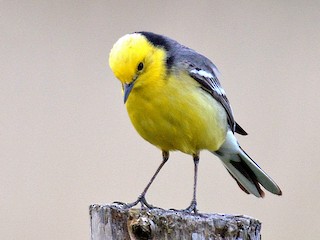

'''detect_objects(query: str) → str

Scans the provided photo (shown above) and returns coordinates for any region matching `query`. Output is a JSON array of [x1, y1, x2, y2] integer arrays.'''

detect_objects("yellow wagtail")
[[109, 31, 282, 212]]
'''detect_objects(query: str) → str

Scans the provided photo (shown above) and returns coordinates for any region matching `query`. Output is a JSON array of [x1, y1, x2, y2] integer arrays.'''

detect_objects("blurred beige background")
[[1, 1, 319, 239]]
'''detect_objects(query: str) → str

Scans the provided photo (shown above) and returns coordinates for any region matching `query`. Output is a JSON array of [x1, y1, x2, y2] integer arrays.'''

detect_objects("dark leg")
[[184, 154, 199, 213], [124, 151, 169, 209]]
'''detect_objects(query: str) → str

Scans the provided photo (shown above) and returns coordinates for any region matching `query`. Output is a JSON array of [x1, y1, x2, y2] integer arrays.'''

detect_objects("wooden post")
[[90, 204, 261, 240]]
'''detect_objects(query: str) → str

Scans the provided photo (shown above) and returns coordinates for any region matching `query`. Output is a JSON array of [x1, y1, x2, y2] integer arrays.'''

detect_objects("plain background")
[[1, 1, 320, 239]]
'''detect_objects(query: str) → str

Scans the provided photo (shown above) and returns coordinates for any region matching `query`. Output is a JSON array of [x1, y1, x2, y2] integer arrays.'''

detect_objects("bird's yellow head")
[[109, 32, 167, 102]]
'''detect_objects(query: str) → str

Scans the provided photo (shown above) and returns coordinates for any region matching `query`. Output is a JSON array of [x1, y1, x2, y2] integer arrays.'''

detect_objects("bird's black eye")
[[137, 62, 144, 71]]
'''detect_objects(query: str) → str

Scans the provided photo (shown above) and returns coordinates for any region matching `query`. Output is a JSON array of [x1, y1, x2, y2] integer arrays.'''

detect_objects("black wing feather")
[[189, 67, 247, 135]]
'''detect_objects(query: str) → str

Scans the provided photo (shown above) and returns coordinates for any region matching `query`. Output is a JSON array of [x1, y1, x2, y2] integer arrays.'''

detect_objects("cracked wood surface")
[[90, 204, 261, 240]]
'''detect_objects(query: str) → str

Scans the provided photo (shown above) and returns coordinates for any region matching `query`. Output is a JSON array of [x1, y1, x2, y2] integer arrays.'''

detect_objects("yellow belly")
[[125, 74, 228, 155]]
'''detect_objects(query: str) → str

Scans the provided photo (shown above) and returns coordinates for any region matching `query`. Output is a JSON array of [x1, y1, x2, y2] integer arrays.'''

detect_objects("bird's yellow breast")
[[126, 71, 228, 155]]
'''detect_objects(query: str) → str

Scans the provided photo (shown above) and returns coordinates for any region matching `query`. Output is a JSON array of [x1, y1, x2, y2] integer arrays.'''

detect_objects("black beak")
[[123, 81, 135, 103]]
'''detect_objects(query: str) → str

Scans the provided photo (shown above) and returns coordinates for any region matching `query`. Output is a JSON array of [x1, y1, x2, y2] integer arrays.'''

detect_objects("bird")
[[109, 31, 282, 213]]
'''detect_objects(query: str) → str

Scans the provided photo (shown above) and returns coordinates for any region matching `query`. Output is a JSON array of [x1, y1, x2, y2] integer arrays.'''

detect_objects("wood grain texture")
[[90, 204, 261, 240]]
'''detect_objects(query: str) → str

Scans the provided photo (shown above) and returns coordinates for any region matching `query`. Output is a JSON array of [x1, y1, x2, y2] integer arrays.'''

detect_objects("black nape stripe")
[[166, 56, 174, 69], [137, 31, 171, 52], [137, 31, 174, 69]]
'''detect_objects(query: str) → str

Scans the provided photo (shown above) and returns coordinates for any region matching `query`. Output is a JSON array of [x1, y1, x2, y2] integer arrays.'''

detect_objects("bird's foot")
[[169, 200, 198, 214], [126, 195, 154, 209], [183, 201, 198, 214], [113, 195, 159, 210], [183, 200, 198, 214]]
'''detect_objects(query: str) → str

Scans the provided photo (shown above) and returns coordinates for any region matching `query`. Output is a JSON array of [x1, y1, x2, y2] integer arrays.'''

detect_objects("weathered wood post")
[[90, 204, 261, 239]]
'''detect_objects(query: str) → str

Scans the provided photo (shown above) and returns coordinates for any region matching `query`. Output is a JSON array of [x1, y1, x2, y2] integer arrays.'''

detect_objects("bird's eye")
[[137, 62, 144, 71]]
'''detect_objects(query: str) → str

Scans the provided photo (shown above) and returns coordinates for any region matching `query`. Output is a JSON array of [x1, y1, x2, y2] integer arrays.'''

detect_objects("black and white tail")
[[213, 131, 282, 197]]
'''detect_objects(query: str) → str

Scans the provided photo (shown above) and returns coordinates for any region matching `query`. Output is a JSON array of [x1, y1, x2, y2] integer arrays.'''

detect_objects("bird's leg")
[[124, 151, 169, 209], [184, 154, 199, 213]]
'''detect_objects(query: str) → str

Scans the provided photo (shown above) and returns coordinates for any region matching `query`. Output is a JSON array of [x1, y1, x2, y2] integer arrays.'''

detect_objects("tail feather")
[[224, 159, 265, 197], [222, 157, 264, 197], [238, 146, 282, 196], [213, 131, 282, 197], [225, 167, 261, 196]]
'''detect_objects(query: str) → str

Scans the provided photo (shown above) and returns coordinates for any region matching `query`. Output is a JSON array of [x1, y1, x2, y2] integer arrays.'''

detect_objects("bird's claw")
[[169, 200, 198, 214], [112, 201, 131, 209], [113, 196, 159, 210], [184, 200, 198, 214]]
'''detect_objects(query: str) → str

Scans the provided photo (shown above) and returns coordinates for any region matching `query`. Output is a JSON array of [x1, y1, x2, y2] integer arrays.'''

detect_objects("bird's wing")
[[187, 63, 247, 135], [188, 66, 235, 130]]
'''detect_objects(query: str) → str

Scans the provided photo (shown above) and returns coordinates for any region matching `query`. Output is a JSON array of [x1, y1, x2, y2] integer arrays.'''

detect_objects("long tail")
[[213, 131, 282, 197]]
